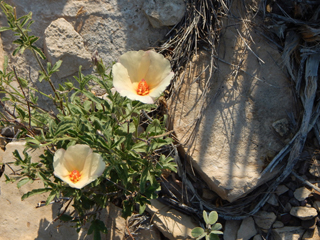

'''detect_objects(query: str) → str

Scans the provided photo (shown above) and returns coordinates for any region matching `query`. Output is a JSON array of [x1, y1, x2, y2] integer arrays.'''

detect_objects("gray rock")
[[273, 221, 284, 228], [253, 211, 277, 230], [272, 226, 305, 240], [313, 201, 320, 212], [309, 159, 320, 177], [293, 187, 311, 201], [1, 126, 14, 137], [290, 206, 318, 220], [146, 199, 197, 240], [237, 217, 257, 240], [44, 18, 92, 78], [142, 0, 185, 28], [267, 193, 279, 206], [302, 226, 320, 239], [253, 235, 263, 240], [224, 220, 241, 240], [272, 118, 289, 137], [276, 185, 289, 196]]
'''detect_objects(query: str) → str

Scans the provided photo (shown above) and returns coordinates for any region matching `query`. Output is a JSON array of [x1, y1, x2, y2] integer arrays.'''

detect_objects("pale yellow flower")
[[53, 144, 105, 189], [112, 50, 174, 104]]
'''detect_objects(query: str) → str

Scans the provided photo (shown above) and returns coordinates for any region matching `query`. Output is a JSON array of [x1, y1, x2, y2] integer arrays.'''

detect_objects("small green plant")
[[191, 210, 223, 240]]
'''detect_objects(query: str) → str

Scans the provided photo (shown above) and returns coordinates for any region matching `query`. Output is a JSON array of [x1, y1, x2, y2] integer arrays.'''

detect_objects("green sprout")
[[191, 210, 223, 240]]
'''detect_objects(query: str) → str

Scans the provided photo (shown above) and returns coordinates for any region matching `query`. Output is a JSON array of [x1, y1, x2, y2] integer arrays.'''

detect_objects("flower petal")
[[112, 63, 135, 93], [53, 148, 69, 179], [63, 145, 92, 172], [118, 50, 146, 83], [144, 51, 173, 89], [83, 153, 105, 181], [149, 71, 174, 98]]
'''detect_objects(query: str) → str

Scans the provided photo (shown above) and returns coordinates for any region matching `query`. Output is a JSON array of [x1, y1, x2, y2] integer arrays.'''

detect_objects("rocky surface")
[[44, 18, 92, 78], [142, 0, 186, 28], [0, 0, 168, 109], [272, 226, 305, 240], [253, 211, 277, 230], [236, 217, 257, 240], [293, 187, 311, 201], [146, 199, 197, 240], [169, 27, 294, 202], [290, 206, 318, 220], [223, 220, 241, 240]]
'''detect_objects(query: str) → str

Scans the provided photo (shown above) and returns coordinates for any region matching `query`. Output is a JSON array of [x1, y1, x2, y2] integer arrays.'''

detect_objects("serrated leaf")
[[207, 211, 218, 225], [17, 178, 30, 188], [191, 227, 205, 237], [21, 188, 51, 201]]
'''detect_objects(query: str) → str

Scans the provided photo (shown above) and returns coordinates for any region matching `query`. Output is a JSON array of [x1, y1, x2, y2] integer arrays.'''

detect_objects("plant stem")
[[13, 66, 31, 128]]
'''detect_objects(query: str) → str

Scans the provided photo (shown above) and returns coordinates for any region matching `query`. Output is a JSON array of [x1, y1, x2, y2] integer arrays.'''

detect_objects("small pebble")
[[290, 206, 318, 220], [1, 127, 14, 137], [294, 187, 311, 201]]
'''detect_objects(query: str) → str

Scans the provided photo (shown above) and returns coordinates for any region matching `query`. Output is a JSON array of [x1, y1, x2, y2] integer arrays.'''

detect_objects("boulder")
[[44, 18, 92, 78], [169, 42, 293, 202]]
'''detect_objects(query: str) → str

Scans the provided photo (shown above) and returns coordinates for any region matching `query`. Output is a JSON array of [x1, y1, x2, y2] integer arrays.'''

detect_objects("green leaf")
[[208, 233, 219, 240], [210, 230, 223, 235], [88, 219, 107, 240], [203, 210, 209, 224], [18, 77, 28, 88], [13, 46, 22, 56], [0, 26, 12, 32], [207, 211, 218, 225], [54, 120, 74, 137], [31, 45, 46, 59], [46, 191, 57, 205], [21, 188, 51, 200], [17, 178, 30, 188], [29, 36, 39, 45], [59, 214, 73, 222], [211, 223, 222, 231], [51, 60, 62, 73], [191, 227, 205, 237], [140, 167, 149, 194]]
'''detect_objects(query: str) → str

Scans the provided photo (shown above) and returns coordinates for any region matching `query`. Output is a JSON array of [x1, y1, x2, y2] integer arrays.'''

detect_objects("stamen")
[[137, 79, 150, 96], [69, 170, 81, 183]]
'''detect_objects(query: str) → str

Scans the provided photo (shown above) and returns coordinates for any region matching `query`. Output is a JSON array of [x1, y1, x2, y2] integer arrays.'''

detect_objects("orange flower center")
[[69, 170, 81, 183], [137, 79, 150, 96]]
